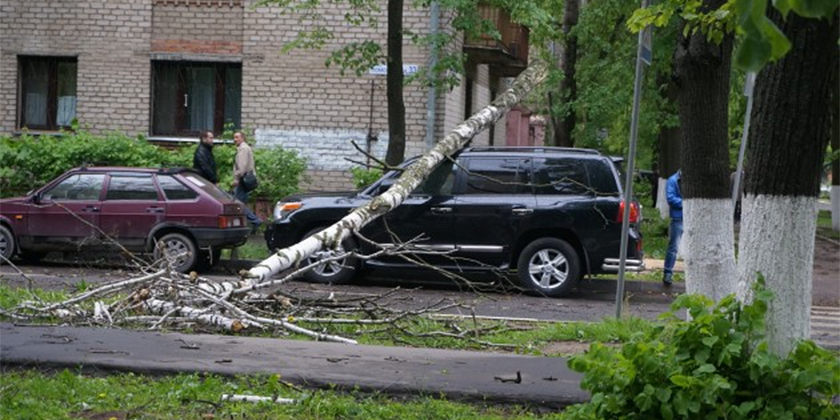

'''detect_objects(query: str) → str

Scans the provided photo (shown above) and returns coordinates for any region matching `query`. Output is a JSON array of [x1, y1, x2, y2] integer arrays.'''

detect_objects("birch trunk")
[[737, 11, 837, 356], [247, 61, 548, 283]]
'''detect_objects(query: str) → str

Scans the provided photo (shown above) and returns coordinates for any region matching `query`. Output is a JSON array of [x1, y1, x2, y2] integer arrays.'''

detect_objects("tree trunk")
[[552, 0, 580, 148], [737, 11, 838, 356], [673, 0, 736, 301], [656, 70, 682, 219], [247, 61, 549, 282], [385, 0, 406, 166]]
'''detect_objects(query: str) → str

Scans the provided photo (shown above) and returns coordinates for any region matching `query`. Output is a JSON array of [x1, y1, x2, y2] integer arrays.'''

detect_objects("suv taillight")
[[617, 200, 639, 223]]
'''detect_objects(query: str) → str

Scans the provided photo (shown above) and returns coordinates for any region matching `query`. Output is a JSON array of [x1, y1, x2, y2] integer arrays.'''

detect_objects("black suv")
[[265, 147, 643, 297]]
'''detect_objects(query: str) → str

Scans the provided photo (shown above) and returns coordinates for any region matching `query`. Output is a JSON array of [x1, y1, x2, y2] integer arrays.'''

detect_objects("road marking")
[[811, 306, 840, 350]]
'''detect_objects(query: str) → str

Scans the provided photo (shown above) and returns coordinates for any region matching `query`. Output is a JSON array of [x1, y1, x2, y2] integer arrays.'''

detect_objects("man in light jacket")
[[232, 131, 262, 232]]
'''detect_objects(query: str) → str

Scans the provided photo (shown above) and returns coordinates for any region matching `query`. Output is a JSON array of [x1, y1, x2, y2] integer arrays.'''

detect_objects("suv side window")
[[157, 175, 198, 200], [585, 159, 620, 195], [533, 158, 590, 195], [43, 173, 105, 201], [106, 175, 159, 200], [462, 157, 530, 195]]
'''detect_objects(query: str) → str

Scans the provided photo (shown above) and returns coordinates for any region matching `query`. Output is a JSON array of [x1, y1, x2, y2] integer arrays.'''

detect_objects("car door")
[[21, 172, 106, 249], [452, 156, 535, 268], [98, 173, 165, 250], [363, 159, 458, 267]]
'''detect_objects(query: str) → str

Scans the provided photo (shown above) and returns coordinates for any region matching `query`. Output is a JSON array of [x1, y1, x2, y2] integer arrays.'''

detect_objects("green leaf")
[[772, 0, 793, 17], [694, 364, 717, 375], [788, 0, 840, 18]]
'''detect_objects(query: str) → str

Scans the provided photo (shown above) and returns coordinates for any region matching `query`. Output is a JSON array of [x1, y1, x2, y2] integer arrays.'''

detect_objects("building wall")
[[0, 0, 152, 134], [1, 1, 519, 191]]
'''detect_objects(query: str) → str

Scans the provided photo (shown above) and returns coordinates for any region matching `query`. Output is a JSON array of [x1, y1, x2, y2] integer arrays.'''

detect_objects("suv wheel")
[[301, 228, 358, 285], [0, 226, 15, 264], [154, 232, 198, 273], [517, 238, 580, 297]]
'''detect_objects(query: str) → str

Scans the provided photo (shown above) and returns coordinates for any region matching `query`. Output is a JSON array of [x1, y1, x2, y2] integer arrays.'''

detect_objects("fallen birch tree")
[[245, 60, 549, 284]]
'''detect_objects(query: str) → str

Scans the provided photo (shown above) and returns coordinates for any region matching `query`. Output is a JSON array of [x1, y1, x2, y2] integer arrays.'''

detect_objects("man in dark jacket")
[[193, 130, 217, 184]]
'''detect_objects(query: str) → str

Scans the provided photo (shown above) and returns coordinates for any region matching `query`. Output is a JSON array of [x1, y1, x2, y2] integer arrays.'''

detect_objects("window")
[[413, 160, 456, 195], [105, 175, 159, 201], [157, 175, 198, 200], [533, 158, 590, 195], [43, 174, 105, 201], [151, 61, 241, 136], [18, 56, 78, 130], [463, 157, 529, 194]]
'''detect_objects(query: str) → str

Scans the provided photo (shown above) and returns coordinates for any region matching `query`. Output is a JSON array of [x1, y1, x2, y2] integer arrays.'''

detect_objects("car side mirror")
[[32, 192, 42, 204]]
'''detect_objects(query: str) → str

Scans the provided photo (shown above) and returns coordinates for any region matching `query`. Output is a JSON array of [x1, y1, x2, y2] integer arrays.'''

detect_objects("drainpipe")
[[425, 1, 440, 151]]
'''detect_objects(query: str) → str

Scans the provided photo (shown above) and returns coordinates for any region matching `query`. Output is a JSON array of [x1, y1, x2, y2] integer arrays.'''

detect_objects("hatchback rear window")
[[182, 173, 231, 201], [157, 175, 198, 200]]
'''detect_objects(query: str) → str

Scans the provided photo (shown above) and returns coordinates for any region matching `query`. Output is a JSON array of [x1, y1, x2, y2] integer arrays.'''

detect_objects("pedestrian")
[[663, 169, 682, 286], [231, 131, 262, 232], [193, 130, 218, 184]]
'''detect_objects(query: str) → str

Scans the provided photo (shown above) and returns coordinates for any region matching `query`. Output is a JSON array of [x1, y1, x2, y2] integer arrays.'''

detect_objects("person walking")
[[193, 130, 218, 184], [663, 169, 683, 286], [231, 131, 262, 232]]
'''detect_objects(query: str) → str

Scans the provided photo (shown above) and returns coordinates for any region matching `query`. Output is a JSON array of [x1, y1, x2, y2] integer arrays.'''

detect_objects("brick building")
[[0, 0, 530, 190]]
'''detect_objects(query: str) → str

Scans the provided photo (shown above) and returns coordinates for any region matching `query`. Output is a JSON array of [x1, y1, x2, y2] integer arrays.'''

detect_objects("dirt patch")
[[812, 236, 840, 307]]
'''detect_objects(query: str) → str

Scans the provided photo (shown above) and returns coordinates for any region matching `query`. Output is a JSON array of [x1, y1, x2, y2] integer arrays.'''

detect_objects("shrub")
[[563, 280, 840, 420], [350, 166, 383, 189], [0, 131, 307, 201]]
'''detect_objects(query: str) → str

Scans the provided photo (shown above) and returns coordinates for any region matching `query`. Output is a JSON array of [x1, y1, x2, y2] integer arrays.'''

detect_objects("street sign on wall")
[[368, 64, 419, 76]]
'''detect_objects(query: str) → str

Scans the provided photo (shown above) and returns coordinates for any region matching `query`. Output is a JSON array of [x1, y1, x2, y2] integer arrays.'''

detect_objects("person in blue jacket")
[[663, 170, 682, 286]]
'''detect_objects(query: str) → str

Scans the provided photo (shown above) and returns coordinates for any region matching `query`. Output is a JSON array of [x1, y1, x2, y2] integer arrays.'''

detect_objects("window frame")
[[150, 60, 242, 137], [17, 55, 78, 131]]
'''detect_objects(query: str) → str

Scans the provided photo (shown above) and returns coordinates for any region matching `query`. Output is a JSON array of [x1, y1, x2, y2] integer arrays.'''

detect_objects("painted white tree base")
[[683, 198, 736, 301]]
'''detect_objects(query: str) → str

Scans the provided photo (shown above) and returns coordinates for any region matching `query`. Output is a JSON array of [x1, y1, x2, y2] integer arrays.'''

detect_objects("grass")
[[817, 210, 840, 240], [0, 370, 567, 420]]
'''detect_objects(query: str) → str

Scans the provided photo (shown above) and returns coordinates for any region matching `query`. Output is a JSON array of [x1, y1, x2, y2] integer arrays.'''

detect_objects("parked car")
[[265, 147, 644, 297], [0, 167, 251, 272]]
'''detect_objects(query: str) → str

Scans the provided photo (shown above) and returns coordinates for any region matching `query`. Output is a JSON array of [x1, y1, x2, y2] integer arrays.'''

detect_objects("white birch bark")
[[683, 199, 737, 301], [737, 195, 815, 356], [246, 61, 548, 283]]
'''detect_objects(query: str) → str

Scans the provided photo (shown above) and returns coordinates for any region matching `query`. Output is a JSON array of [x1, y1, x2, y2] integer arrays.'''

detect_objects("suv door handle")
[[146, 207, 165, 214], [512, 208, 533, 216], [81, 206, 99, 213], [431, 207, 452, 215]]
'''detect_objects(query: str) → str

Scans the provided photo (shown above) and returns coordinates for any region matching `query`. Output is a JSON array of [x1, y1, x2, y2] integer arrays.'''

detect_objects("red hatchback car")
[[0, 167, 251, 272]]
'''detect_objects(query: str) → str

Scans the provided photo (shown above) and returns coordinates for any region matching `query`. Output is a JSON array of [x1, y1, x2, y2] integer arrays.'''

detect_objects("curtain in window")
[[153, 64, 178, 134], [224, 67, 241, 130], [187, 67, 215, 132], [56, 61, 77, 126], [23, 60, 49, 127]]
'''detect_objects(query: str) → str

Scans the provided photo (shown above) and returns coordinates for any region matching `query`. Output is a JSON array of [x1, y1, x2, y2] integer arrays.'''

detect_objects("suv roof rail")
[[464, 146, 601, 155]]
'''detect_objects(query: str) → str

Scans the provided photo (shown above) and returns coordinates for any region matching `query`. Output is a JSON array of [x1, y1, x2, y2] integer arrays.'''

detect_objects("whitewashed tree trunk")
[[247, 61, 548, 283], [672, 2, 737, 302], [683, 199, 736, 299], [736, 12, 836, 356]]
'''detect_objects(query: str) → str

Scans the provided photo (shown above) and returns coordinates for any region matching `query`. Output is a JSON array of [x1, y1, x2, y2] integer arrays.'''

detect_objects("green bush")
[[0, 130, 307, 201], [563, 280, 840, 420], [350, 166, 383, 189]]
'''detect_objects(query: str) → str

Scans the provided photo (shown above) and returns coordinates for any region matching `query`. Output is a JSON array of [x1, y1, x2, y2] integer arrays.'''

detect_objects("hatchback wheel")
[[301, 228, 358, 285], [0, 226, 15, 264], [517, 238, 580, 297], [154, 233, 198, 273]]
